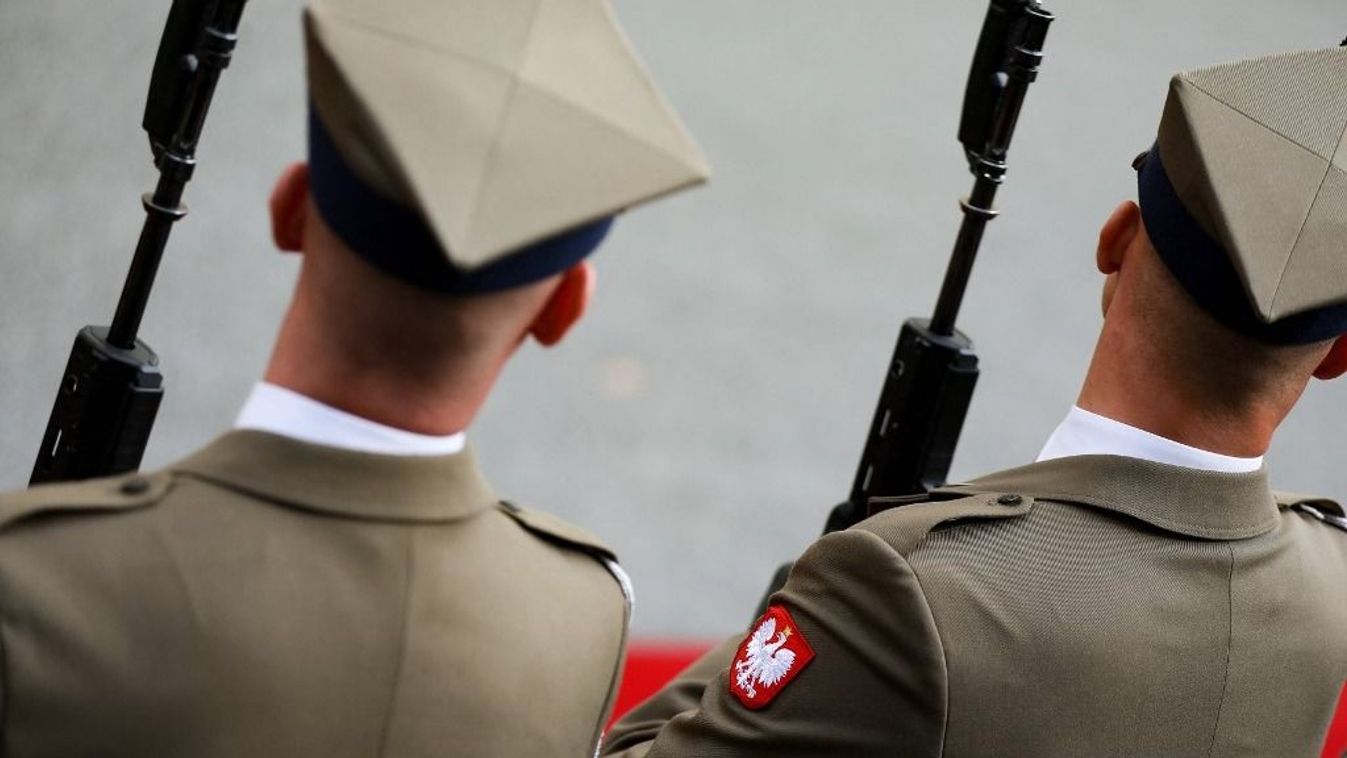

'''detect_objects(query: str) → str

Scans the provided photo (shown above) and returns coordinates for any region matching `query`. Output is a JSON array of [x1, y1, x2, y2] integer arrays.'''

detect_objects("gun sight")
[[958, 0, 1046, 166]]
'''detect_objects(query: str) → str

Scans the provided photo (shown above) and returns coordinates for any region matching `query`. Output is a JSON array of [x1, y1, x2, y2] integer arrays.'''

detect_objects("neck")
[[262, 297, 500, 437], [1076, 319, 1285, 458]]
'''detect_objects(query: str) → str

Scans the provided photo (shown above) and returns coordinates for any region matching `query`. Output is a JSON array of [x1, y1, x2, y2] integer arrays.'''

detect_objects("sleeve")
[[601, 636, 742, 756], [602, 528, 949, 758]]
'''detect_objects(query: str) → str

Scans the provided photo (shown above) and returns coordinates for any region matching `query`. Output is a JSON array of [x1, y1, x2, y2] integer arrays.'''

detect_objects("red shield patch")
[[729, 604, 815, 709]]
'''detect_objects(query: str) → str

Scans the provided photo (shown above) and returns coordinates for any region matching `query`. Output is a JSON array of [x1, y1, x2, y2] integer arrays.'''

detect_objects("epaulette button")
[[997, 494, 1024, 507], [119, 477, 151, 496]]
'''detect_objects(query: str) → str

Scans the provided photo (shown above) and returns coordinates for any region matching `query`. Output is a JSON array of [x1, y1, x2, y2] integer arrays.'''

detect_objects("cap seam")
[[1269, 158, 1336, 319], [1180, 78, 1333, 320], [592, 0, 709, 173], [516, 77, 695, 170], [460, 79, 700, 256], [313, 5, 528, 82], [312, 4, 537, 257], [306, 11, 420, 207], [463, 0, 546, 255], [1270, 120, 1347, 320], [1180, 76, 1328, 163]]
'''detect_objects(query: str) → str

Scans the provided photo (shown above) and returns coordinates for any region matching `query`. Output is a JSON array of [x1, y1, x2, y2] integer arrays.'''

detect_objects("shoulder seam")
[[494, 502, 616, 562], [843, 528, 951, 755]]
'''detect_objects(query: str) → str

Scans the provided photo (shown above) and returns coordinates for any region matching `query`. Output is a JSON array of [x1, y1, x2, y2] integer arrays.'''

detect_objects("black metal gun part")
[[826, 1, 1053, 534], [755, 1, 1054, 617], [31, 0, 249, 486]]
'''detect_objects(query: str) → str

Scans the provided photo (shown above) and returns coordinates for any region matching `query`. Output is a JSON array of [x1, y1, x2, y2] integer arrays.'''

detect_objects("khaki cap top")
[[1138, 46, 1347, 344], [305, 0, 710, 291]]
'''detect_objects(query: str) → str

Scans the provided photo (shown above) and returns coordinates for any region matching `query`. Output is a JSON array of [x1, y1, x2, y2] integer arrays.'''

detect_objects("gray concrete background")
[[1, 1, 1344, 637]]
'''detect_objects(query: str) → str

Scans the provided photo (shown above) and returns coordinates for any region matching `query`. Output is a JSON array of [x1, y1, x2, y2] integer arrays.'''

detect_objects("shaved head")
[[1125, 228, 1331, 414], [263, 163, 594, 434], [1080, 201, 1342, 457]]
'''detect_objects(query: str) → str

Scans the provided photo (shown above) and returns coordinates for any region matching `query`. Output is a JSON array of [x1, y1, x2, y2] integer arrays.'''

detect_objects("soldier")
[[603, 48, 1347, 757], [0, 0, 706, 756]]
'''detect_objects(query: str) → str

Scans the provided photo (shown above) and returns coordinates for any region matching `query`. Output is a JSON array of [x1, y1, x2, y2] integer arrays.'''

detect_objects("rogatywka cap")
[[1136, 47, 1347, 344], [304, 0, 711, 294]]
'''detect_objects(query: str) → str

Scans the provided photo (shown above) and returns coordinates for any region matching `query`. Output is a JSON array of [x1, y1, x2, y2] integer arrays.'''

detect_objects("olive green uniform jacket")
[[604, 455, 1347, 757], [0, 431, 630, 757]]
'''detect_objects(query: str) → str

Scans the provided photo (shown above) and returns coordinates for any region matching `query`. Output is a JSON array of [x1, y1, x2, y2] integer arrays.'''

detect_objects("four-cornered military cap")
[[304, 0, 711, 294], [1136, 47, 1347, 344]]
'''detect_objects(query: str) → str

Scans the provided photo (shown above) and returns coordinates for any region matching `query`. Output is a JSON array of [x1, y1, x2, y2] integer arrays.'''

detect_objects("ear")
[[529, 262, 595, 347], [1097, 201, 1141, 275], [1313, 336, 1347, 381], [269, 162, 310, 253]]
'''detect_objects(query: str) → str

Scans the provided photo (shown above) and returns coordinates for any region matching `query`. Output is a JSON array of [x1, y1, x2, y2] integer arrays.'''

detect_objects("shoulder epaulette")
[[1277, 491, 1347, 532], [495, 501, 632, 611], [0, 472, 173, 533], [859, 491, 1035, 555], [495, 501, 617, 563]]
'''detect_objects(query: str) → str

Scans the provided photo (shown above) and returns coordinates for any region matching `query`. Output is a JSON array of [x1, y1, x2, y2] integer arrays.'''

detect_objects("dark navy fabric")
[[1137, 144, 1347, 345], [307, 108, 613, 295]]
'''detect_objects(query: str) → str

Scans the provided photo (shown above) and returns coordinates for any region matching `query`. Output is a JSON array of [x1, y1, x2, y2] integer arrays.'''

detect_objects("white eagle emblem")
[[733, 616, 798, 701]]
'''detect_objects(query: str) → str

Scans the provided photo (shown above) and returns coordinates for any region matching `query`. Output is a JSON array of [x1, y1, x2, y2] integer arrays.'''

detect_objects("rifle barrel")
[[108, 1, 245, 349], [930, 6, 1052, 337], [32, 0, 249, 484]]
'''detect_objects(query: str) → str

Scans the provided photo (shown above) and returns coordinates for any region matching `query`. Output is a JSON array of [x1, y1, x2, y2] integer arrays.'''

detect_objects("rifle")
[[30, 0, 250, 486], [758, 0, 1054, 606]]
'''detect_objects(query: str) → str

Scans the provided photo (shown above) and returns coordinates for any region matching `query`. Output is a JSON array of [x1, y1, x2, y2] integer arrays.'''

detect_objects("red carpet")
[[1326, 684, 1347, 758], [610, 641, 714, 727]]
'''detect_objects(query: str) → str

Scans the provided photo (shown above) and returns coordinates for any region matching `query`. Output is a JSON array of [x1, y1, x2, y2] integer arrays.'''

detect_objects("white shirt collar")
[[235, 382, 467, 457], [1037, 406, 1263, 474]]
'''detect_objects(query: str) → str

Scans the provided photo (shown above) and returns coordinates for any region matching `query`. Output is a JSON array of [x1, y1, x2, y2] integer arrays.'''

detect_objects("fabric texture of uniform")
[[0, 431, 630, 757], [602, 456, 1347, 757]]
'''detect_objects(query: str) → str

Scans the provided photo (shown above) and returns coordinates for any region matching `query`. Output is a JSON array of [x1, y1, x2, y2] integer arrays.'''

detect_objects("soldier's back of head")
[[0, 1, 709, 755], [599, 46, 1347, 758]]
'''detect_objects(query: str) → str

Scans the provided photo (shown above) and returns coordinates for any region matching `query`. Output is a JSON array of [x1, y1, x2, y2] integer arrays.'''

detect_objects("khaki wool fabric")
[[0, 1, 705, 754], [602, 456, 1347, 757], [0, 431, 629, 757]]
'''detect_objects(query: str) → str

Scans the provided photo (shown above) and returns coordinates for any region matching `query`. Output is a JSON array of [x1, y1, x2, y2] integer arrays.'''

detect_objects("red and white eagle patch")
[[729, 604, 815, 709]]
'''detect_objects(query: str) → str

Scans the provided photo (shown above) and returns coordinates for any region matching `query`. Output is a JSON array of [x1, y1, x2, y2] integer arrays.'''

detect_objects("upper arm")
[[621, 529, 949, 758]]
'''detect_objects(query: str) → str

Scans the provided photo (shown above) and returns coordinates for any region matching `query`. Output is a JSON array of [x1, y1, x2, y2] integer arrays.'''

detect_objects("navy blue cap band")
[[1137, 144, 1347, 345], [308, 108, 613, 295]]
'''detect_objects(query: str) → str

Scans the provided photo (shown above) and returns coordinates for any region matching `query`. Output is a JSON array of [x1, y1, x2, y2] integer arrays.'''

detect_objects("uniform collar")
[[940, 455, 1280, 540], [1038, 406, 1264, 474], [173, 430, 497, 523], [234, 382, 467, 457]]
